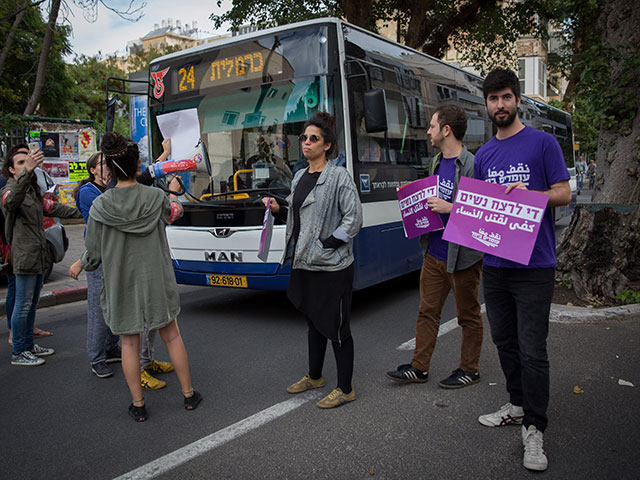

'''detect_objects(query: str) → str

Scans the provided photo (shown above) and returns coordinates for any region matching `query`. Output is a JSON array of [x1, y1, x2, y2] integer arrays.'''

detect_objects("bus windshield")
[[149, 26, 334, 204]]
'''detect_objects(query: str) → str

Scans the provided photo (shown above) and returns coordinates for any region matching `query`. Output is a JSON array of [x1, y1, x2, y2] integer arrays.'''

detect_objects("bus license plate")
[[207, 274, 247, 288]]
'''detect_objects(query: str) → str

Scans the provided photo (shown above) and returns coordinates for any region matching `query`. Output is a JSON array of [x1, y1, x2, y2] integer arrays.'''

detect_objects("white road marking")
[[114, 391, 322, 480], [396, 304, 487, 351]]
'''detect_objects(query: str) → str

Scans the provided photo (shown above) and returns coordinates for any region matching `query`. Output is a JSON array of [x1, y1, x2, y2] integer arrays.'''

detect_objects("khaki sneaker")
[[144, 360, 174, 374], [141, 370, 167, 389], [316, 388, 356, 409], [287, 374, 325, 393]]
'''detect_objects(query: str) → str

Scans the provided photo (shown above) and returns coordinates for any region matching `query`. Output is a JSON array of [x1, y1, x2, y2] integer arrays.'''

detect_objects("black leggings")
[[307, 318, 354, 394]]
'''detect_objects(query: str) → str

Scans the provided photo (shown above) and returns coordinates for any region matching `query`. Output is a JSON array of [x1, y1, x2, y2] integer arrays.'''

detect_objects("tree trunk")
[[591, 0, 640, 204], [557, 206, 640, 303], [23, 0, 61, 116], [0, 0, 29, 79], [556, 0, 640, 303]]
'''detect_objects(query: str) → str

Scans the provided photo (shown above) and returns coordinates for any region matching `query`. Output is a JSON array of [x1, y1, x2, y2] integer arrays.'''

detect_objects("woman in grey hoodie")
[[79, 132, 201, 421]]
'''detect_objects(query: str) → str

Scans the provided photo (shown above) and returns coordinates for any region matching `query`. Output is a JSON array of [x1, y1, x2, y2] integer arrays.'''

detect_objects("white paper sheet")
[[156, 108, 201, 161]]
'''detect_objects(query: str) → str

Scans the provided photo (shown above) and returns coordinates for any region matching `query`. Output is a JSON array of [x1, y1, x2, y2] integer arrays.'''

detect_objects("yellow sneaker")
[[140, 370, 167, 389], [316, 388, 356, 409], [287, 374, 325, 393], [144, 360, 174, 374]]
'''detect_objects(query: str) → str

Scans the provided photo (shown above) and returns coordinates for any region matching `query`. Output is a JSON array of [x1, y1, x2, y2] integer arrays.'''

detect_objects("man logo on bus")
[[151, 67, 170, 99]]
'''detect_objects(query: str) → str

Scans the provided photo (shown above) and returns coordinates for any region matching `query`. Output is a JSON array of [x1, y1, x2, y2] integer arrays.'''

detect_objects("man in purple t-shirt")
[[474, 69, 571, 472], [386, 105, 483, 389]]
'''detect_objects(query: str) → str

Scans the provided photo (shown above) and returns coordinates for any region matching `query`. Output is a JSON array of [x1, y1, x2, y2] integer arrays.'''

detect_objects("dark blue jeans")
[[5, 274, 15, 329], [11, 274, 44, 355], [482, 266, 555, 432]]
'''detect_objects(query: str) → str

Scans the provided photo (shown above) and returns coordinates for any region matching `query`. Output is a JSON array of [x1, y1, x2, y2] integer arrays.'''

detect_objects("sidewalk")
[[0, 222, 88, 317]]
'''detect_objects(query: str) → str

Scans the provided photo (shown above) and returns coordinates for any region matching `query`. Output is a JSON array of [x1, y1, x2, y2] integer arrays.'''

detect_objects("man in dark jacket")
[[386, 105, 483, 388]]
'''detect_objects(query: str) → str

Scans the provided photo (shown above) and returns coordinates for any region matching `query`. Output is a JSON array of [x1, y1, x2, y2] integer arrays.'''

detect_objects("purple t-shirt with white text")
[[474, 126, 569, 268], [428, 156, 456, 262]]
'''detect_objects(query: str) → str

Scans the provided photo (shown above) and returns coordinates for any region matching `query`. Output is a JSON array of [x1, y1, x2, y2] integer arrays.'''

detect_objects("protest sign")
[[442, 177, 549, 265], [396, 175, 444, 239], [257, 203, 274, 262], [68, 161, 88, 182]]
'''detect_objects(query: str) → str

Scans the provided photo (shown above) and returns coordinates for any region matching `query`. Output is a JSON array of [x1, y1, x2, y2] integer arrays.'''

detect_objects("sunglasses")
[[299, 134, 322, 143]]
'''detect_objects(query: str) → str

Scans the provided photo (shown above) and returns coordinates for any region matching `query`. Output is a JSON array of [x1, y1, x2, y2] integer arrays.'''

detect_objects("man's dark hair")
[[482, 68, 520, 100], [434, 105, 467, 141], [1, 143, 28, 179]]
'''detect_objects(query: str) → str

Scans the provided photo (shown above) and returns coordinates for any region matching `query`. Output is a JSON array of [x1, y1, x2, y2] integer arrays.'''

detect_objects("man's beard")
[[489, 108, 518, 128]]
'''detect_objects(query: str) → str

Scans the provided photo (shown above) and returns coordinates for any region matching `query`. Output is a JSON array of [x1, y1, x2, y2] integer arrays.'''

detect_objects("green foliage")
[[210, 0, 342, 32], [578, 42, 640, 130], [126, 44, 182, 73], [556, 274, 573, 290], [615, 289, 640, 305], [210, 0, 548, 73], [0, 2, 74, 115], [66, 55, 129, 135]]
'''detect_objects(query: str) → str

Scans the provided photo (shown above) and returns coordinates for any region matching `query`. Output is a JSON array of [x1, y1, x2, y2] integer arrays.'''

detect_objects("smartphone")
[[28, 141, 40, 152]]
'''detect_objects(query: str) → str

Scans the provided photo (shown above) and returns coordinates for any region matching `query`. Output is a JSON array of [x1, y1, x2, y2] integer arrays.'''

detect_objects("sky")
[[62, 0, 231, 60]]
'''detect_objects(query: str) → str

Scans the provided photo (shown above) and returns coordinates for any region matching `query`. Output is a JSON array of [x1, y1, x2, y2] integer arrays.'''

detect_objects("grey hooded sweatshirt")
[[81, 183, 183, 335]]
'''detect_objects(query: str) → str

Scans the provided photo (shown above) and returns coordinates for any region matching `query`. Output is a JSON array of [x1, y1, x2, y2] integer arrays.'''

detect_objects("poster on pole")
[[396, 175, 444, 239], [442, 177, 549, 265]]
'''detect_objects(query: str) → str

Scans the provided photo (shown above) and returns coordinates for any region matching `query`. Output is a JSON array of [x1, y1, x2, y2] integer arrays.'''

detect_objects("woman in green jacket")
[[1, 145, 82, 367], [79, 132, 201, 422]]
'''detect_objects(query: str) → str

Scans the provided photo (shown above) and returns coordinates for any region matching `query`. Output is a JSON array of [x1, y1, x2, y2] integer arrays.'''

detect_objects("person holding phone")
[[1, 145, 82, 366]]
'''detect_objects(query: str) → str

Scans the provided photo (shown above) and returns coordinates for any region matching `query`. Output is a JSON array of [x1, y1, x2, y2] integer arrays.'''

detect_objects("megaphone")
[[147, 151, 210, 179]]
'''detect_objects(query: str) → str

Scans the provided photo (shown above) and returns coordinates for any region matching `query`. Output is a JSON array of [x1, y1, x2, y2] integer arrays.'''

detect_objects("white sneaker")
[[478, 402, 524, 427], [522, 425, 548, 471]]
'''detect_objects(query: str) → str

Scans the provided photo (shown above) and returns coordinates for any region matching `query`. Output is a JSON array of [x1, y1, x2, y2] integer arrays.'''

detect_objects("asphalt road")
[[2, 274, 639, 479]]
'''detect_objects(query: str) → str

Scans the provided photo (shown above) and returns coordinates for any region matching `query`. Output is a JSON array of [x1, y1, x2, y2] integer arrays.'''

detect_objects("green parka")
[[1, 169, 82, 274], [81, 183, 183, 335]]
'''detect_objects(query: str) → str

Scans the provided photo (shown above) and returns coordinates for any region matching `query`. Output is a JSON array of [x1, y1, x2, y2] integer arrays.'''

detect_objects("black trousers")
[[482, 265, 555, 432], [307, 317, 354, 394]]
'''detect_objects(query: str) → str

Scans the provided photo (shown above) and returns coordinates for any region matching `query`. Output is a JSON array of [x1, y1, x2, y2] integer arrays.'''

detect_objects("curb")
[[550, 303, 640, 323], [1, 284, 87, 316]]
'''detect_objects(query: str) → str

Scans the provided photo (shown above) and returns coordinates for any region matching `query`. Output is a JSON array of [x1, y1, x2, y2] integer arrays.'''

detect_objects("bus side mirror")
[[105, 95, 118, 133], [363, 88, 388, 133]]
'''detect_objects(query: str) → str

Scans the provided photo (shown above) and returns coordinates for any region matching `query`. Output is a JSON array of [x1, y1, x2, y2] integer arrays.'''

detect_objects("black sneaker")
[[386, 364, 429, 383], [91, 360, 114, 378], [105, 347, 121, 363], [438, 368, 480, 389]]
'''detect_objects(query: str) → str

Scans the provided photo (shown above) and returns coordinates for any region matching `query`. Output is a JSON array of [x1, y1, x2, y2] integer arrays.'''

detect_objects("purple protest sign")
[[257, 203, 274, 262], [396, 175, 444, 239], [442, 177, 549, 265]]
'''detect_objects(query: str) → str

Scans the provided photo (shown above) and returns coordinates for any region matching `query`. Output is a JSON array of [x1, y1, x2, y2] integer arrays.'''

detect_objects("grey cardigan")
[[418, 146, 483, 273], [282, 161, 363, 271]]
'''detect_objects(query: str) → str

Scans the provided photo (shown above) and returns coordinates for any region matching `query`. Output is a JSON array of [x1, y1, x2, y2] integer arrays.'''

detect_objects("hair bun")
[[101, 132, 127, 157]]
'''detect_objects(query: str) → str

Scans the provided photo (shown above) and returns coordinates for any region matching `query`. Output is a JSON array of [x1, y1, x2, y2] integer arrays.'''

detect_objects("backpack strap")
[[430, 152, 442, 176]]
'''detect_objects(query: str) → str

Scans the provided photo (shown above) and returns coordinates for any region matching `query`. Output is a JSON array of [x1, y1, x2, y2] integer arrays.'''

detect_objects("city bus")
[[147, 17, 574, 291]]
